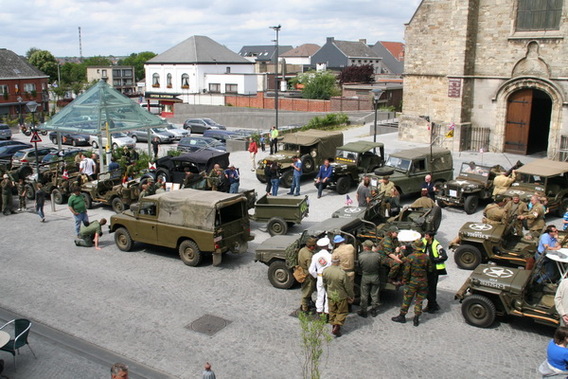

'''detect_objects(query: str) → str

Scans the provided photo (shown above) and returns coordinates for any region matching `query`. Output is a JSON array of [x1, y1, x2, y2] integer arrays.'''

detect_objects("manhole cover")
[[187, 314, 231, 336]]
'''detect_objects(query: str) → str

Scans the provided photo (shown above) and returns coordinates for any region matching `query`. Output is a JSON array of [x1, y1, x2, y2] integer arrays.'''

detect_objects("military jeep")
[[80, 173, 142, 213], [455, 263, 560, 328], [109, 189, 253, 266], [370, 147, 453, 197], [255, 130, 344, 188], [436, 162, 505, 214], [329, 141, 385, 195], [503, 158, 568, 216]]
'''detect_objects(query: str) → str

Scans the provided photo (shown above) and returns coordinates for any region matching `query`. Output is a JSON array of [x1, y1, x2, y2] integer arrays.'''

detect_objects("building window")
[[516, 0, 562, 31], [152, 73, 160, 88], [102, 69, 107, 78], [24, 83, 36, 92], [167, 73, 172, 88], [225, 84, 238, 93], [181, 74, 189, 89], [208, 83, 221, 93], [113, 69, 121, 77], [0, 85, 8, 95], [113, 80, 121, 86], [225, 67, 231, 74], [123, 70, 132, 77]]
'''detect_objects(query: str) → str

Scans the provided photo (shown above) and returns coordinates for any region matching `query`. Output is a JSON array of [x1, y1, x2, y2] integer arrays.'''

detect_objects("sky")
[[1, 0, 421, 58]]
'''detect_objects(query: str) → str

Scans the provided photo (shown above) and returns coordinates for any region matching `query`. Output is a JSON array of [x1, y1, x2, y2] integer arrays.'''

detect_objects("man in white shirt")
[[308, 237, 332, 315], [80, 155, 96, 180]]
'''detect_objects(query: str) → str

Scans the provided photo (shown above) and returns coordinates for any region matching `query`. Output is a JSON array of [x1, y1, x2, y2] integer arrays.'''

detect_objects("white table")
[[397, 229, 422, 243], [546, 248, 568, 280], [0, 330, 10, 348]]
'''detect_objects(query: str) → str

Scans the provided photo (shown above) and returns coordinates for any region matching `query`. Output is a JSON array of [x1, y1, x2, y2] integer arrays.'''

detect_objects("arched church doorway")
[[504, 88, 552, 155]]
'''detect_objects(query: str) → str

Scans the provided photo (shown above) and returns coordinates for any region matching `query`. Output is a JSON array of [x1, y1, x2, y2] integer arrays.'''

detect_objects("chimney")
[[359, 39, 367, 44], [326, 37, 334, 44]]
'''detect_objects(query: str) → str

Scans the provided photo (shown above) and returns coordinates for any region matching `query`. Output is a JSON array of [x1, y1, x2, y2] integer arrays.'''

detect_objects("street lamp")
[[26, 101, 40, 180], [17, 96, 23, 127], [270, 24, 281, 130], [371, 88, 383, 145]]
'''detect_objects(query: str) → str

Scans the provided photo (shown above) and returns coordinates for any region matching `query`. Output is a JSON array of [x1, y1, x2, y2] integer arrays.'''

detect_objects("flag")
[[346, 194, 353, 206], [62, 169, 69, 179]]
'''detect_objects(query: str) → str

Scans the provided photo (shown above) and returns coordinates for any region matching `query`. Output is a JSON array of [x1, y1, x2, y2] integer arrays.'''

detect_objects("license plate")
[[449, 190, 457, 197]]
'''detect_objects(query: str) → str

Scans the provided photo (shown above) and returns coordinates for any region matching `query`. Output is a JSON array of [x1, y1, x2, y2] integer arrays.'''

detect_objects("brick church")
[[400, 0, 568, 159]]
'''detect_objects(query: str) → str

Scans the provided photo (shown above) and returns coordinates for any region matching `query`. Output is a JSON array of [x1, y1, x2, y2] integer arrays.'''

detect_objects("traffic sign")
[[30, 131, 42, 143]]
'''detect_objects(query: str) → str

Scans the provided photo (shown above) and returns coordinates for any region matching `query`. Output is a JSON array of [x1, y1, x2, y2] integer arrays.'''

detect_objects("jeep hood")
[[459, 222, 505, 242], [469, 264, 531, 295], [256, 235, 300, 252]]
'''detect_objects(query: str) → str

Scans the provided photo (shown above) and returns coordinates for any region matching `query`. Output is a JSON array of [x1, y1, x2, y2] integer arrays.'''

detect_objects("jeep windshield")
[[510, 173, 548, 193], [385, 156, 411, 172], [458, 163, 491, 182], [335, 149, 359, 163]]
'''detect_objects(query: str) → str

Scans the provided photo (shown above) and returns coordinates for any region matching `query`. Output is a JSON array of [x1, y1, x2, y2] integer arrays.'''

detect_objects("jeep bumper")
[[436, 194, 463, 206]]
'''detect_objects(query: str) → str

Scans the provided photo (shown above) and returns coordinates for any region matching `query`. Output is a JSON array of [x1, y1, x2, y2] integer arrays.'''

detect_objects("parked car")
[[90, 132, 136, 150], [182, 118, 226, 133], [128, 128, 175, 143], [11, 146, 56, 169], [0, 143, 33, 161], [164, 123, 189, 140], [177, 136, 226, 153], [0, 124, 12, 140], [40, 148, 88, 174], [49, 131, 91, 146], [0, 140, 31, 148], [203, 129, 241, 143], [330, 141, 385, 194], [154, 150, 231, 183]]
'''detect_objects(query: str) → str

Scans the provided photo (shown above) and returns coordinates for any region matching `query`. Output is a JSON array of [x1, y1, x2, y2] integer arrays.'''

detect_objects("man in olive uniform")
[[357, 240, 382, 318], [332, 235, 356, 291], [482, 195, 508, 225], [322, 254, 354, 337], [504, 194, 528, 235], [422, 231, 448, 313], [519, 195, 546, 239], [409, 188, 435, 209], [392, 239, 433, 326], [378, 226, 404, 283], [138, 184, 149, 201], [1, 174, 15, 215], [378, 176, 400, 215], [207, 164, 223, 191], [145, 177, 157, 196], [75, 218, 107, 249], [492, 169, 516, 196], [298, 237, 317, 313]]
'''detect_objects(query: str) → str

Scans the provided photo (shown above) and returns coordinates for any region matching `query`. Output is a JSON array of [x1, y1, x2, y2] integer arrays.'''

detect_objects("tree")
[[28, 50, 59, 82], [25, 47, 41, 59], [298, 312, 332, 379], [119, 51, 157, 81], [337, 64, 375, 84], [60, 62, 86, 85], [295, 70, 341, 100], [83, 56, 112, 67]]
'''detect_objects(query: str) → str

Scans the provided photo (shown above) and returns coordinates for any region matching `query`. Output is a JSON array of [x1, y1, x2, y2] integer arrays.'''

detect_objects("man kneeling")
[[75, 218, 107, 250]]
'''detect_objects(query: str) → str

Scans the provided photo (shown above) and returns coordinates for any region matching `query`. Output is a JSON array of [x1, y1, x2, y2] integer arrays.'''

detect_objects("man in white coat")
[[309, 237, 332, 315]]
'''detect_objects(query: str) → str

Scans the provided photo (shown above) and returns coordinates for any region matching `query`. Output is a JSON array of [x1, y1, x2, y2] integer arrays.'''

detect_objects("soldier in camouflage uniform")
[[17, 178, 27, 211], [392, 239, 433, 326], [298, 237, 317, 313], [378, 226, 403, 283]]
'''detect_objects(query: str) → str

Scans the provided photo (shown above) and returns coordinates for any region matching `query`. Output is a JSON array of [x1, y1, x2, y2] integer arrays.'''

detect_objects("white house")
[[144, 35, 258, 112]]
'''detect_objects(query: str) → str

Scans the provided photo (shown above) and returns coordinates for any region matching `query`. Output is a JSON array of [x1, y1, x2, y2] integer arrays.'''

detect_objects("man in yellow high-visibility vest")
[[422, 231, 448, 313]]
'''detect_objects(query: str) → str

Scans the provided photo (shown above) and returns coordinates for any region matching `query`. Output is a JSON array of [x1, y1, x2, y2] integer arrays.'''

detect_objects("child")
[[17, 178, 27, 211], [35, 183, 46, 222]]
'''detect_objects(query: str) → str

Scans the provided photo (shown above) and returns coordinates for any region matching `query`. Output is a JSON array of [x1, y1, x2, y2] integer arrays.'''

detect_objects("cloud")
[[1, 0, 421, 57]]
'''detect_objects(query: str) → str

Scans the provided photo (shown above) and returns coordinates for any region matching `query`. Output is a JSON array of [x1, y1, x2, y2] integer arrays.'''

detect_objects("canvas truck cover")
[[151, 189, 245, 230], [515, 158, 568, 177], [281, 130, 344, 158], [390, 147, 452, 172], [337, 141, 384, 153]]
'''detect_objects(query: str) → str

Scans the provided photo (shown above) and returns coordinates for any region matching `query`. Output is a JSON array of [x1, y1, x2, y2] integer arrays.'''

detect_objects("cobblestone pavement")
[[0, 125, 559, 378]]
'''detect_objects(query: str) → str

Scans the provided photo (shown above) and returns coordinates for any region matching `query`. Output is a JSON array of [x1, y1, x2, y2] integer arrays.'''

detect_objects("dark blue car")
[[49, 131, 91, 146]]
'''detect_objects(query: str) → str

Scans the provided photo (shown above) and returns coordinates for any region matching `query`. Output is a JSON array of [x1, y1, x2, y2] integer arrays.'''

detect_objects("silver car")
[[128, 128, 175, 143], [164, 124, 189, 140], [90, 132, 136, 149], [0, 124, 12, 140]]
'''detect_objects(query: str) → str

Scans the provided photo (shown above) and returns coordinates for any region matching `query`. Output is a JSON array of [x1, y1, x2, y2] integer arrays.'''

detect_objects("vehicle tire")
[[132, 135, 138, 143], [336, 176, 351, 195], [268, 260, 295, 289], [233, 240, 248, 254], [17, 165, 33, 179], [91, 141, 98, 148], [280, 170, 293, 188], [114, 227, 133, 251], [425, 205, 442, 232], [111, 197, 126, 213], [81, 192, 92, 209], [267, 217, 288, 236], [25, 183, 35, 200], [112, 143, 118, 150], [433, 180, 444, 194], [155, 170, 169, 183], [178, 240, 202, 266], [300, 155, 315, 173], [461, 294, 496, 328], [51, 137, 57, 144], [256, 173, 267, 183], [40, 130, 47, 136], [436, 199, 447, 208], [52, 188, 64, 204], [454, 244, 483, 270], [464, 195, 479, 215]]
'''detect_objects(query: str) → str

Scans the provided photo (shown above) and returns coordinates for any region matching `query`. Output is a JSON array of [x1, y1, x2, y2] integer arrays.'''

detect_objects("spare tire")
[[374, 167, 395, 176], [300, 155, 315, 173]]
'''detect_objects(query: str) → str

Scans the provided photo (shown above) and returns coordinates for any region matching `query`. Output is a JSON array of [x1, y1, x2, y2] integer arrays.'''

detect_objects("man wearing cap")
[[1, 174, 15, 215], [322, 254, 354, 337], [145, 177, 157, 196], [409, 188, 435, 209], [378, 176, 400, 214], [504, 194, 528, 235], [298, 237, 318, 313], [225, 164, 240, 194], [482, 196, 508, 225], [332, 235, 356, 291], [493, 169, 516, 196], [422, 231, 447, 313], [357, 240, 382, 318], [308, 237, 332, 315], [378, 226, 403, 284], [392, 239, 433, 326]]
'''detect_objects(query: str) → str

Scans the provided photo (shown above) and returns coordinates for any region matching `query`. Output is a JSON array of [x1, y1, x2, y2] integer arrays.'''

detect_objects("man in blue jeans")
[[287, 156, 302, 196], [68, 186, 89, 237], [314, 159, 333, 198], [225, 164, 240, 193]]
